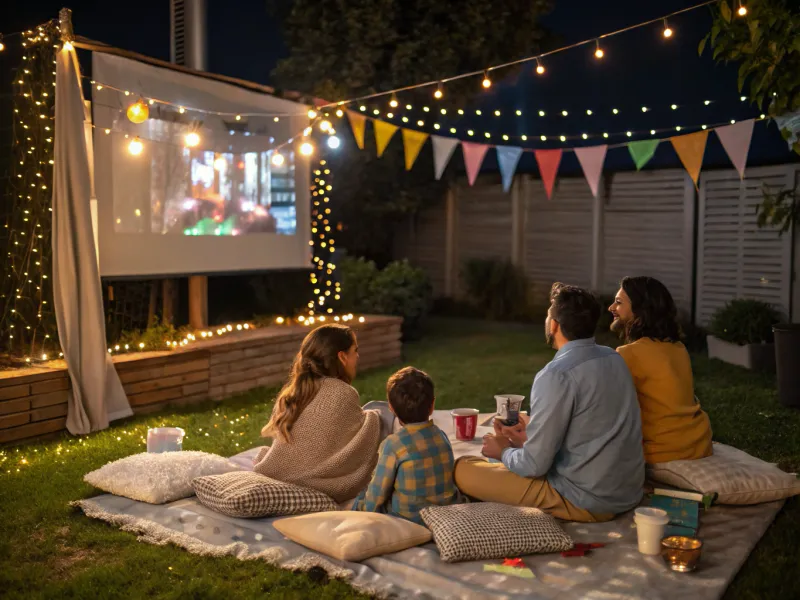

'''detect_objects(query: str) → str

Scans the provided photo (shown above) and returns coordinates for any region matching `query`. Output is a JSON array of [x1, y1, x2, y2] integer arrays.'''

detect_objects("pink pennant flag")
[[715, 119, 755, 179], [462, 142, 490, 186], [534, 149, 563, 200], [574, 145, 608, 198]]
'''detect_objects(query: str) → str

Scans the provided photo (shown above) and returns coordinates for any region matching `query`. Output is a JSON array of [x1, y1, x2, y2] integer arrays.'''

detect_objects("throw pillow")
[[420, 502, 573, 563], [648, 442, 800, 505], [273, 511, 432, 561], [83, 451, 242, 504], [193, 471, 338, 517]]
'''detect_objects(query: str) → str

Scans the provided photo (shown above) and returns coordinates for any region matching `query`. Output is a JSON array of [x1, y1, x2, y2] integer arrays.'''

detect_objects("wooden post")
[[444, 185, 458, 297], [591, 175, 607, 292], [162, 279, 178, 326], [188, 275, 208, 329]]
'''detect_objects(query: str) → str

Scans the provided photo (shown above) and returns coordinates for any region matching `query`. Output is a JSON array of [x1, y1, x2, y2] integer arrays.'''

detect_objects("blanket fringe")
[[71, 499, 390, 599]]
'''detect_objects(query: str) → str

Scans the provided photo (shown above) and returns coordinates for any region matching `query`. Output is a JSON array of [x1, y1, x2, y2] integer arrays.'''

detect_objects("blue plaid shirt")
[[353, 420, 459, 524]]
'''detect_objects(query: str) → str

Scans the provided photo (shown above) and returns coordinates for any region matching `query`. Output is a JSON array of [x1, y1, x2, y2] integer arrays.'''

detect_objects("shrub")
[[338, 256, 432, 338], [709, 299, 782, 345], [461, 259, 528, 321]]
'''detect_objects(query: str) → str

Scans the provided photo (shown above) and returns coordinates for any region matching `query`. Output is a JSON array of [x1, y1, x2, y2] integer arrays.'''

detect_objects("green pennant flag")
[[628, 139, 660, 170]]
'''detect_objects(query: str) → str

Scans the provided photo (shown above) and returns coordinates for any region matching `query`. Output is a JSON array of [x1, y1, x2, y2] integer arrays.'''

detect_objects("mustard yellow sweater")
[[617, 338, 713, 464]]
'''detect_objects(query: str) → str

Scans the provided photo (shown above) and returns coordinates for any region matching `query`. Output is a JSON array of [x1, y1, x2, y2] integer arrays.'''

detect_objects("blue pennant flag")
[[496, 146, 524, 192]]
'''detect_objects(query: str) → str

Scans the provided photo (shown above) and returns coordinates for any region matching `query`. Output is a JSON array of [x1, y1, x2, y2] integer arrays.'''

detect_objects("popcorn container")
[[146, 427, 185, 453]]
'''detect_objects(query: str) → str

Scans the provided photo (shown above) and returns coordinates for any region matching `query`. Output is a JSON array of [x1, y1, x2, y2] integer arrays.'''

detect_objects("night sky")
[[1, 1, 796, 176]]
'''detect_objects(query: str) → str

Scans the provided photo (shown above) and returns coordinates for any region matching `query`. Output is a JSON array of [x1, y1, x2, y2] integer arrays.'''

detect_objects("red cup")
[[451, 408, 479, 441]]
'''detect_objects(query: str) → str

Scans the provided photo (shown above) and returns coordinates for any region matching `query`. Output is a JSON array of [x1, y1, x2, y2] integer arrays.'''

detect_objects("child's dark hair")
[[387, 367, 435, 424]]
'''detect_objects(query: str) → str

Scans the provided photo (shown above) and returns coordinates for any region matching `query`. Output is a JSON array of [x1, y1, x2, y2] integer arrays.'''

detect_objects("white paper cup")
[[634, 507, 669, 555]]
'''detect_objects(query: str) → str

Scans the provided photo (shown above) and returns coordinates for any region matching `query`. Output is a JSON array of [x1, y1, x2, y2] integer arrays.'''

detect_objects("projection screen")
[[91, 52, 311, 278]]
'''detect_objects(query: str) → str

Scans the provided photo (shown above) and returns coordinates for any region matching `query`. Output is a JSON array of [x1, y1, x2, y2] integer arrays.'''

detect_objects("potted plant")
[[707, 299, 782, 371]]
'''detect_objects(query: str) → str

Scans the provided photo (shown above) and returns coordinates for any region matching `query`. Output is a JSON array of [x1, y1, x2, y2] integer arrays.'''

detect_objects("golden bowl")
[[661, 536, 702, 572]]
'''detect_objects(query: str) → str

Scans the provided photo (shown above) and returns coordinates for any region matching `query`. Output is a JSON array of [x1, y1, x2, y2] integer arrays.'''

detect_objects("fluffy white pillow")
[[84, 451, 243, 504], [274, 511, 432, 561], [648, 442, 800, 505]]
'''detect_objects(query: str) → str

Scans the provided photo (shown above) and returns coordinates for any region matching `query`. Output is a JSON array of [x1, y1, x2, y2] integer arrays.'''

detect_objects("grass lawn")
[[1, 318, 798, 599]]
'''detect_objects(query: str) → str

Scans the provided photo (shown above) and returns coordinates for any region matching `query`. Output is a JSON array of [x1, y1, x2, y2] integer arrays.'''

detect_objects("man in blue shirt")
[[454, 283, 645, 522]]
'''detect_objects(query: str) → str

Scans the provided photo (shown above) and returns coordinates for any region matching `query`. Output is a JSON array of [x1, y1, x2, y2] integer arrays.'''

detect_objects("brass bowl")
[[661, 536, 702, 572]]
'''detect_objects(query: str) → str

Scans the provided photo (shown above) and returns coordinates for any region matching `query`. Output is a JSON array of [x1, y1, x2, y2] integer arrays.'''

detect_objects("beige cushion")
[[83, 451, 242, 504], [420, 502, 573, 563], [648, 442, 800, 505], [273, 511, 432, 562], [193, 471, 338, 518]]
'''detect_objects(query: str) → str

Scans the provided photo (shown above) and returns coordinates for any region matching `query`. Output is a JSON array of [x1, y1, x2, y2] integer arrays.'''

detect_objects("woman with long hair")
[[253, 324, 393, 502], [609, 276, 713, 464]]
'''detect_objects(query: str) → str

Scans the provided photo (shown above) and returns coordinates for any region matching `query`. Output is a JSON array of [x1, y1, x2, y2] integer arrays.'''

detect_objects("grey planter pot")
[[706, 335, 775, 371]]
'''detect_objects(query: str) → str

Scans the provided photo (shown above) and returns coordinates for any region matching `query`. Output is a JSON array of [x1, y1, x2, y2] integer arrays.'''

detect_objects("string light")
[[0, 35, 5, 52], [434, 83, 444, 100], [594, 40, 604, 59], [327, 136, 340, 149], [128, 137, 144, 155], [482, 72, 492, 88], [389, 96, 398, 108], [184, 132, 200, 148], [319, 120, 332, 132], [300, 142, 314, 156], [737, 2, 747, 17], [126, 98, 149, 124], [535, 59, 545, 75], [270, 153, 285, 166], [307, 109, 317, 119], [663, 19, 673, 38]]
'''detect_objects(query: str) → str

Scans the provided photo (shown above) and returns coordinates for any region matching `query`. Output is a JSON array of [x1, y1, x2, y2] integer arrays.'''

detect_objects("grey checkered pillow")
[[420, 502, 573, 563], [192, 471, 338, 518]]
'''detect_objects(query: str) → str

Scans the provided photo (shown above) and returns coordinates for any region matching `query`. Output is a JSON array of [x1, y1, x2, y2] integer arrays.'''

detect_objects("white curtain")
[[53, 46, 132, 434]]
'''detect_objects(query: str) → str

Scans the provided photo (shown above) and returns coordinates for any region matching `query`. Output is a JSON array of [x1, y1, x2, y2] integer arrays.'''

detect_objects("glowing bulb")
[[327, 135, 340, 149], [561, 110, 568, 117], [389, 97, 398, 108], [406, 104, 413, 110], [586, 109, 593, 115], [307, 109, 317, 119], [359, 105, 366, 112], [128, 137, 143, 156], [300, 142, 314, 156], [539, 110, 545, 117], [612, 108, 619, 115], [417, 120, 424, 127], [740, 96, 747, 102], [516, 110, 522, 116], [701, 125, 708, 130], [540, 135, 547, 141], [704, 100, 711, 106], [560, 135, 566, 142], [179, 106, 186, 114], [271, 153, 285, 166], [126, 99, 149, 124], [582, 133, 588, 140], [434, 85, 443, 100], [738, 4, 747, 16], [626, 131, 632, 137], [603, 132, 609, 139], [671, 104, 678, 110], [184, 132, 200, 147], [536, 59, 545, 75], [214, 157, 227, 171], [651, 129, 657, 135], [336, 109, 344, 117], [641, 107, 648, 113], [62, 41, 73, 52], [319, 120, 332, 132], [663, 19, 673, 38], [482, 72, 492, 88], [495, 110, 501, 116], [594, 41, 604, 59], [235, 114, 242, 121]]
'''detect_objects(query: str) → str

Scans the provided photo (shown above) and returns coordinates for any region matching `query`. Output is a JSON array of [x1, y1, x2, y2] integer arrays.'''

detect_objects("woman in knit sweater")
[[253, 324, 393, 503], [609, 276, 713, 464]]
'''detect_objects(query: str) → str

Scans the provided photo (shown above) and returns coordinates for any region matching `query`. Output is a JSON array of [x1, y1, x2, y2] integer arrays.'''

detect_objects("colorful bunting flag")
[[628, 139, 659, 170], [496, 146, 524, 192], [715, 119, 754, 179], [346, 110, 366, 150], [574, 145, 608, 198], [671, 130, 709, 187], [462, 142, 490, 186], [432, 135, 460, 180], [373, 120, 398, 157], [534, 149, 563, 200], [401, 129, 429, 171]]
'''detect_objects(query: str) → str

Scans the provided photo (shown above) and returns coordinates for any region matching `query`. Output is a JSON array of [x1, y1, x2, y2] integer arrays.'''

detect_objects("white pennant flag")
[[432, 135, 460, 180]]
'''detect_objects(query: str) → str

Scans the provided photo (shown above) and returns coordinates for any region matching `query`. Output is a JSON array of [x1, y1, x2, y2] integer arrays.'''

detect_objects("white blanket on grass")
[[73, 411, 785, 600]]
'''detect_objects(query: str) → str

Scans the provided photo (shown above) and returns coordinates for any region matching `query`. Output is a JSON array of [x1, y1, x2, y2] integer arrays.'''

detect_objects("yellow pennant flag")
[[402, 129, 429, 171], [346, 110, 367, 150], [373, 119, 399, 157], [670, 130, 709, 188]]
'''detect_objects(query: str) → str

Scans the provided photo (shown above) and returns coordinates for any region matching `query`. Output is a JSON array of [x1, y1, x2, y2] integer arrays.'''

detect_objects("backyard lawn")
[[1, 318, 798, 599]]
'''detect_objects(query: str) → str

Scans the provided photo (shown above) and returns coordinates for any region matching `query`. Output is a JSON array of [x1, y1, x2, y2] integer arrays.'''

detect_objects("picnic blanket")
[[73, 411, 785, 600]]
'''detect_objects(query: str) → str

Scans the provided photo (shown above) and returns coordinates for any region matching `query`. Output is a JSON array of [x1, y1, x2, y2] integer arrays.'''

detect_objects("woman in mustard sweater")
[[609, 276, 713, 464]]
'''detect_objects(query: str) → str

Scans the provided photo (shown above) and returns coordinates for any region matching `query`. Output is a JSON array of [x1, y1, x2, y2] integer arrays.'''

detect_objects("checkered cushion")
[[420, 502, 573, 563], [648, 442, 800, 505], [192, 471, 338, 518]]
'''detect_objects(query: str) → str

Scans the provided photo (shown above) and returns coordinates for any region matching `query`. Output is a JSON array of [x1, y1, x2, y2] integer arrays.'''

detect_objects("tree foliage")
[[271, 0, 553, 262]]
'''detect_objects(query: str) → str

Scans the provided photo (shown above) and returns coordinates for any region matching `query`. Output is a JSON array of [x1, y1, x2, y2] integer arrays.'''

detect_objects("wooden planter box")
[[706, 335, 775, 372]]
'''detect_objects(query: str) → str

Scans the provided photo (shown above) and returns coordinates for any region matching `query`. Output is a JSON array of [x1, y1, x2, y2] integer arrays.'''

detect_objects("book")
[[653, 487, 716, 509], [650, 494, 700, 537]]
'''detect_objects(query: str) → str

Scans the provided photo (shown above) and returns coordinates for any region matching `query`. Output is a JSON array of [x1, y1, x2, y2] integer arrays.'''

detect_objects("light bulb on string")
[[307, 109, 317, 119], [389, 96, 398, 108], [535, 59, 545, 75], [594, 40, 604, 59], [319, 120, 332, 132], [335, 109, 344, 117], [482, 71, 492, 89], [0, 35, 5, 52], [737, 2, 747, 16], [434, 83, 444, 100], [300, 142, 314, 156], [663, 19, 673, 38], [184, 132, 200, 148], [126, 98, 149, 124], [128, 137, 144, 156], [327, 136, 340, 149], [271, 153, 285, 166]]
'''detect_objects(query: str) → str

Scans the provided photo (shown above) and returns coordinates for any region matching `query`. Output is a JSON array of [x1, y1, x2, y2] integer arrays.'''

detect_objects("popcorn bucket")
[[451, 408, 479, 441]]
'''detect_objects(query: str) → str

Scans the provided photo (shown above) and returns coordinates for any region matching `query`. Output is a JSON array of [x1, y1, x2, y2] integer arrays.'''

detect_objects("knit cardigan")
[[253, 377, 382, 503]]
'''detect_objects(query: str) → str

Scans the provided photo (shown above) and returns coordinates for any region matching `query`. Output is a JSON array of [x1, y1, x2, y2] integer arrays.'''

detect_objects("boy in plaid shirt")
[[353, 367, 460, 524]]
